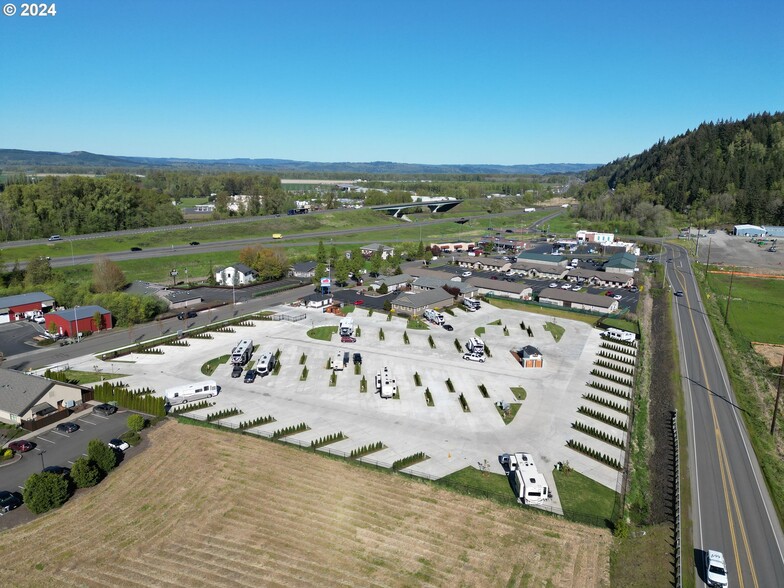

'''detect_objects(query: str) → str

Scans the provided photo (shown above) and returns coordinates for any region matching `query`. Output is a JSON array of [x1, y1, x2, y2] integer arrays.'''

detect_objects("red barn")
[[46, 305, 112, 337], [0, 291, 55, 323]]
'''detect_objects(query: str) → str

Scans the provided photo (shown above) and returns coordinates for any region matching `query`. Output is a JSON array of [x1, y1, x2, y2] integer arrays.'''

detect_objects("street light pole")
[[39, 449, 46, 469], [769, 353, 784, 435]]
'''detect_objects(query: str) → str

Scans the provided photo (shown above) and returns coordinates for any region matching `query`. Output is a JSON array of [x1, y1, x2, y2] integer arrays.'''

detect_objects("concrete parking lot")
[[691, 229, 784, 272], [55, 302, 627, 506]]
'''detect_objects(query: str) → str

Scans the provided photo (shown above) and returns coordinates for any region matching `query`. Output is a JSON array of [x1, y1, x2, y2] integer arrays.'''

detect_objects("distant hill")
[[585, 112, 784, 224], [0, 149, 598, 175]]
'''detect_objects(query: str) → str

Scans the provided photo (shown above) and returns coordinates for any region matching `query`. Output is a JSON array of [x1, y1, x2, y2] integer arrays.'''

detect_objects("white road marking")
[[38, 437, 56, 444]]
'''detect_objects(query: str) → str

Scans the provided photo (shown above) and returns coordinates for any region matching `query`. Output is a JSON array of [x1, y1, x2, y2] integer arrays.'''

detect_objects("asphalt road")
[[665, 244, 784, 587]]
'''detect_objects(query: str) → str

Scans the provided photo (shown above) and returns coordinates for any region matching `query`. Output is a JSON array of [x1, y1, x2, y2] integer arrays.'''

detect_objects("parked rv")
[[423, 308, 445, 325], [230, 339, 254, 365], [375, 367, 397, 398], [465, 337, 485, 355], [165, 380, 219, 405], [600, 328, 635, 343], [463, 298, 481, 311], [256, 351, 276, 376], [332, 350, 345, 371], [338, 317, 354, 337]]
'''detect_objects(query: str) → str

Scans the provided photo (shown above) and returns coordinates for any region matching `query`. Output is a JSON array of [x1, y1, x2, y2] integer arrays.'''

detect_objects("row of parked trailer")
[[499, 452, 550, 505]]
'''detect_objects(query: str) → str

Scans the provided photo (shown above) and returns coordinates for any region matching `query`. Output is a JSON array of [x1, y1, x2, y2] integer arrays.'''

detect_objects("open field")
[[0, 420, 612, 587], [706, 272, 784, 345]]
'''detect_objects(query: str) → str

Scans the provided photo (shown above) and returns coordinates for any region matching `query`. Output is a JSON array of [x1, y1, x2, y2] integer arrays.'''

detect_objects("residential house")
[[368, 274, 412, 292], [290, 261, 318, 279], [0, 368, 92, 429], [215, 264, 258, 286]]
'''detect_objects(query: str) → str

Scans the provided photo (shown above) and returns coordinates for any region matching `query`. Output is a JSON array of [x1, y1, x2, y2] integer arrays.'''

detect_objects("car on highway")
[[92, 403, 117, 417], [7, 440, 34, 453], [705, 550, 729, 587], [189, 241, 200, 246], [462, 353, 486, 363], [243, 369, 257, 383], [48, 235, 62, 241], [674, 290, 684, 297], [42, 465, 70, 477], [442, 324, 454, 331], [54, 422, 79, 434], [108, 438, 130, 452], [0, 491, 22, 513], [231, 365, 243, 378], [130, 247, 142, 252]]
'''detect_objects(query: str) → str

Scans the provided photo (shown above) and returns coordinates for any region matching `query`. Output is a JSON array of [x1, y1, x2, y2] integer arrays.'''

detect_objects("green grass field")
[[553, 468, 618, 525], [707, 273, 784, 344]]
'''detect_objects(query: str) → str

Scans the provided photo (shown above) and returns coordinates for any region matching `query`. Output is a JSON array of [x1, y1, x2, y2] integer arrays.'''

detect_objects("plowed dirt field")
[[0, 421, 611, 587]]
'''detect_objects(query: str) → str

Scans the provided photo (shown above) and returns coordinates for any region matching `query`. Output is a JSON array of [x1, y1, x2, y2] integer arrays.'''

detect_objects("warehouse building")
[[0, 291, 55, 324]]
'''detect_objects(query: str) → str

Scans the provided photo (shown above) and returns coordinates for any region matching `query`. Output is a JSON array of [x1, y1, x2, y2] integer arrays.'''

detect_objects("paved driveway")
[[0, 321, 44, 358]]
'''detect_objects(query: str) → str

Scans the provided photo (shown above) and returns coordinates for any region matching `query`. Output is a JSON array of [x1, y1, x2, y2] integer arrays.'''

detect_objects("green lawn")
[[543, 321, 565, 342], [201, 354, 230, 376], [487, 297, 599, 325], [406, 318, 429, 329], [707, 273, 784, 345], [56, 369, 128, 384], [437, 466, 516, 504], [510, 386, 527, 400], [496, 402, 522, 425], [307, 326, 338, 341], [553, 468, 618, 526], [600, 317, 640, 335]]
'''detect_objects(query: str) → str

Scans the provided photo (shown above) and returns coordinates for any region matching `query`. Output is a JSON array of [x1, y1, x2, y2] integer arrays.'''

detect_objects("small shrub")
[[424, 388, 434, 406], [403, 331, 409, 344], [330, 372, 337, 386], [446, 378, 455, 393], [458, 393, 470, 412], [127, 413, 145, 433], [299, 353, 307, 365], [301, 366, 309, 381], [428, 335, 435, 348], [379, 328, 385, 341], [453, 339, 462, 352], [478, 384, 489, 398], [71, 457, 101, 488], [414, 372, 422, 386], [87, 439, 117, 474]]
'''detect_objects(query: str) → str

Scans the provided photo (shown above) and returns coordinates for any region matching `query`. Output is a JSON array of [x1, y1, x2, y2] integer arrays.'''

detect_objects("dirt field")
[[753, 343, 784, 369], [0, 421, 611, 587]]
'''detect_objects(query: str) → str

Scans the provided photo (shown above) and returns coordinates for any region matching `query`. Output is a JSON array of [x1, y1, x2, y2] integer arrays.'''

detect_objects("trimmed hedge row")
[[599, 341, 637, 356], [566, 439, 622, 470], [428, 335, 436, 349], [586, 380, 632, 400], [392, 452, 428, 471], [582, 392, 629, 414], [311, 432, 346, 449], [273, 422, 308, 439], [424, 388, 434, 406], [577, 405, 628, 430], [162, 338, 190, 347], [572, 421, 626, 449], [446, 378, 455, 393], [93, 382, 166, 417], [414, 372, 422, 386], [597, 349, 636, 365], [167, 400, 215, 414], [350, 441, 383, 458], [594, 358, 635, 375], [206, 408, 242, 422], [478, 384, 489, 398], [212, 326, 235, 333], [590, 369, 633, 387], [239, 415, 274, 430], [454, 338, 462, 352], [458, 393, 470, 412], [189, 332, 213, 339]]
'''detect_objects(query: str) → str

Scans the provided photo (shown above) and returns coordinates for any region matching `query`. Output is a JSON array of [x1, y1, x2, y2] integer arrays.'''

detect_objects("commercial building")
[[537, 289, 619, 314], [391, 289, 454, 316], [0, 291, 55, 324], [0, 368, 92, 429], [515, 345, 543, 368], [467, 277, 533, 301], [733, 224, 766, 237], [290, 261, 318, 279], [360, 243, 395, 259], [45, 305, 112, 337], [576, 230, 615, 244], [603, 252, 638, 276]]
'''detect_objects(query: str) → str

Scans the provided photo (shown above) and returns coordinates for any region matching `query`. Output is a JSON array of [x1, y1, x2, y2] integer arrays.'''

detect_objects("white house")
[[576, 230, 614, 244], [360, 243, 395, 260], [215, 264, 258, 286]]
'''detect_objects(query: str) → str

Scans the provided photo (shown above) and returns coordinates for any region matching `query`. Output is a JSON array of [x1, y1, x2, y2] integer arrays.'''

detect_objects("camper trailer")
[[423, 308, 444, 325], [338, 317, 355, 337], [466, 337, 485, 355], [511, 469, 549, 505], [601, 328, 636, 343], [375, 367, 397, 399], [165, 380, 219, 406], [230, 339, 254, 365], [332, 350, 345, 371], [256, 351, 276, 376], [462, 297, 481, 311]]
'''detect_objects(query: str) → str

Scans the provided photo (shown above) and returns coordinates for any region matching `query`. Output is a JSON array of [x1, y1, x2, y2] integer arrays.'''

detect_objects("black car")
[[0, 491, 22, 513], [130, 247, 142, 252], [443, 324, 454, 331], [54, 422, 79, 434], [92, 403, 117, 417], [353, 353, 362, 365], [244, 369, 257, 383], [42, 465, 70, 477], [189, 241, 200, 246], [178, 310, 198, 320], [231, 364, 243, 378]]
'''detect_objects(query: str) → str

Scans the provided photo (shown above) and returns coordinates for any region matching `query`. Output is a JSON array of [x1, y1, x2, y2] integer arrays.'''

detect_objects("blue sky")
[[1, 0, 782, 165]]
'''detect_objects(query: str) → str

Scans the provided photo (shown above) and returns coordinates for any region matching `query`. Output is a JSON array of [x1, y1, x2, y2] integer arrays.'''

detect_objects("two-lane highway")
[[665, 244, 784, 586]]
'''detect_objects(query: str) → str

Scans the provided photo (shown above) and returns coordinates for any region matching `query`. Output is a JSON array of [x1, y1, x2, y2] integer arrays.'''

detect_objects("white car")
[[108, 438, 130, 452], [705, 550, 728, 587], [613, 294, 622, 300], [462, 353, 486, 363], [571, 285, 581, 291], [548, 283, 558, 288], [461, 271, 472, 277], [561, 283, 571, 290]]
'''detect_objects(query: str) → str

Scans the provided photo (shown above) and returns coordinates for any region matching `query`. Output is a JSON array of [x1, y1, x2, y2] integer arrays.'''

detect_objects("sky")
[[1, 0, 782, 165]]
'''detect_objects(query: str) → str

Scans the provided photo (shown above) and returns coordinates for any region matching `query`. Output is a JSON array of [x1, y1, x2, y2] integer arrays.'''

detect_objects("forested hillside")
[[582, 112, 784, 226], [0, 175, 184, 240]]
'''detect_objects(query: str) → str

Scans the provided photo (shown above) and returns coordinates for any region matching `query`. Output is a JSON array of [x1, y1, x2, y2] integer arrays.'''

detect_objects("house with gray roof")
[[565, 268, 634, 288], [215, 263, 258, 286], [537, 288, 619, 314], [290, 261, 318, 279], [368, 274, 413, 292], [411, 276, 478, 297], [516, 252, 568, 266], [508, 261, 567, 280], [0, 368, 91, 428], [391, 289, 455, 316], [454, 256, 511, 272], [360, 243, 395, 259]]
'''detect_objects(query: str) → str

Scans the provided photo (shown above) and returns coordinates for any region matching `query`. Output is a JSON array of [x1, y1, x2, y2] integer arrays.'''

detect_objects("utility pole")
[[661, 238, 667, 289], [770, 352, 784, 435], [724, 269, 735, 326], [705, 238, 712, 275]]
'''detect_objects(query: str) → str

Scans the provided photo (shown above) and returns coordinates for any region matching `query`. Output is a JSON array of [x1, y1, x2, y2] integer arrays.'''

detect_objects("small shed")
[[517, 345, 543, 368]]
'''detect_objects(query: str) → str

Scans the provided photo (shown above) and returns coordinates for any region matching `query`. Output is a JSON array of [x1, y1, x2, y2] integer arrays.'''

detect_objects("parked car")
[[705, 550, 728, 587], [442, 324, 454, 331], [189, 241, 200, 246], [130, 247, 142, 252], [341, 336, 356, 343], [353, 353, 362, 365], [674, 290, 684, 297], [571, 285, 581, 291], [7, 440, 34, 453], [42, 465, 70, 477], [92, 403, 117, 417], [462, 353, 486, 363], [629, 286, 639, 293], [177, 310, 198, 320], [54, 422, 79, 434], [108, 438, 130, 452], [461, 271, 472, 277], [244, 369, 257, 383], [231, 365, 243, 378], [613, 294, 622, 300], [605, 290, 614, 297], [0, 491, 22, 513], [548, 283, 558, 288], [560, 283, 571, 290]]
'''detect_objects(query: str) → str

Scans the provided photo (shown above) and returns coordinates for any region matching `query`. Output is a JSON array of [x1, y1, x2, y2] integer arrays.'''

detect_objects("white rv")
[[423, 308, 444, 325], [231, 339, 254, 365], [165, 380, 219, 406], [376, 367, 397, 399], [601, 328, 636, 343], [332, 350, 345, 371], [338, 317, 354, 337], [463, 297, 481, 311], [256, 351, 276, 376], [466, 337, 485, 355], [512, 468, 549, 505]]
